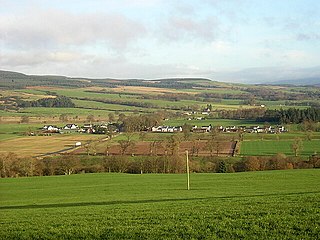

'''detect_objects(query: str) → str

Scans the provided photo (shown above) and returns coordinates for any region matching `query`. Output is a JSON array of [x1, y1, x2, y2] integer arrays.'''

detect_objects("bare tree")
[[20, 115, 30, 124], [291, 138, 303, 157], [118, 133, 136, 155]]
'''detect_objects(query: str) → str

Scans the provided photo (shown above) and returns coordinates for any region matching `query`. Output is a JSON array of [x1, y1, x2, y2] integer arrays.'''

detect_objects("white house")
[[42, 125, 60, 133], [63, 124, 79, 130], [151, 126, 182, 133], [192, 125, 211, 133]]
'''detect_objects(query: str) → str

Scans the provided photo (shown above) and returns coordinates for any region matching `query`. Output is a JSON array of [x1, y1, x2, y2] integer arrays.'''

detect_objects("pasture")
[[240, 139, 320, 156], [0, 170, 319, 239], [0, 123, 44, 141]]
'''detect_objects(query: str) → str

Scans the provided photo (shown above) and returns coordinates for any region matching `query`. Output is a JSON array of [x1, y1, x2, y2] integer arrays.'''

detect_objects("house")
[[42, 125, 60, 133], [63, 124, 79, 130], [81, 123, 94, 133], [192, 125, 212, 133], [83, 123, 93, 129], [151, 126, 182, 133], [277, 126, 286, 133], [224, 126, 238, 133]]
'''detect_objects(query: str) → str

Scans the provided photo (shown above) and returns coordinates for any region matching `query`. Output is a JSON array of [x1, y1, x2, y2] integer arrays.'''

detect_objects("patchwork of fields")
[[1, 170, 319, 239]]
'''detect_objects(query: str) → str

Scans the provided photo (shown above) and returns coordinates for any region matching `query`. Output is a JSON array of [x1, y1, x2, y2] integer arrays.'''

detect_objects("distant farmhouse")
[[151, 126, 182, 133], [63, 124, 79, 130], [42, 125, 60, 133], [192, 125, 212, 133]]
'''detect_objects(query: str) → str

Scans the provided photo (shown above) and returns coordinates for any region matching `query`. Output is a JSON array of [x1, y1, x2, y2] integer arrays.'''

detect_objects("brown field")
[[0, 89, 55, 100], [26, 86, 64, 90], [75, 140, 236, 156], [113, 86, 196, 95], [0, 134, 103, 157], [0, 116, 107, 124]]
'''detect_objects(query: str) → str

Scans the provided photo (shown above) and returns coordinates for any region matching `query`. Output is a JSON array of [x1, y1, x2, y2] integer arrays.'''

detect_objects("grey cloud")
[[0, 8, 146, 50], [2, 52, 215, 80], [296, 33, 320, 41], [0, 51, 86, 67], [162, 16, 220, 42]]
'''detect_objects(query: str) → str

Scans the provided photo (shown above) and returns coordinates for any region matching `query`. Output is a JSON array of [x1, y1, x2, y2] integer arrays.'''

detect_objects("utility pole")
[[186, 150, 190, 190]]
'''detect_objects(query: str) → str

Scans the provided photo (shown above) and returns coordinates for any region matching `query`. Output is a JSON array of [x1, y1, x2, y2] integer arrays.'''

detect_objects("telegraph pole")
[[186, 150, 190, 190]]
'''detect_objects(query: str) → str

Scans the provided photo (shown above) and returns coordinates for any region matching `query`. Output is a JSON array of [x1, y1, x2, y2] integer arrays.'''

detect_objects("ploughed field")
[[1, 169, 319, 239], [77, 140, 236, 156]]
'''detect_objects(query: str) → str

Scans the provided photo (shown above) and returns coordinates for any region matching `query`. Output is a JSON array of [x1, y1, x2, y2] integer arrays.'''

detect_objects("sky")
[[0, 0, 319, 83]]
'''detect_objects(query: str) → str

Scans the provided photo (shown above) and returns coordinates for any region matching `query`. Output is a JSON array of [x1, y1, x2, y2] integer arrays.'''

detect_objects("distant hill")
[[268, 77, 320, 86], [0, 70, 229, 89], [0, 70, 93, 89]]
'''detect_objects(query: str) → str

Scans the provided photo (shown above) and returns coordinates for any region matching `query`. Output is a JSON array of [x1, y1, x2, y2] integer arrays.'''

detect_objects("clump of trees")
[[17, 96, 75, 108]]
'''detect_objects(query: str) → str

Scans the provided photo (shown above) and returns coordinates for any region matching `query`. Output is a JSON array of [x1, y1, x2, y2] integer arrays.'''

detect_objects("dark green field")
[[1, 170, 319, 239]]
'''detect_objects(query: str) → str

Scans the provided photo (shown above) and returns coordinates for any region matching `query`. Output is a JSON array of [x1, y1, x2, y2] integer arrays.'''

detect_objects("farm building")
[[151, 126, 182, 133], [63, 124, 79, 130], [192, 125, 212, 133], [42, 125, 60, 133]]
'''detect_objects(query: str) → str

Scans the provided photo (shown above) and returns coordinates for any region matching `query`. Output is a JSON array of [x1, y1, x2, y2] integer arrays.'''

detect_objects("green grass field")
[[1, 170, 319, 239], [0, 123, 44, 141], [165, 118, 266, 127], [240, 140, 320, 156]]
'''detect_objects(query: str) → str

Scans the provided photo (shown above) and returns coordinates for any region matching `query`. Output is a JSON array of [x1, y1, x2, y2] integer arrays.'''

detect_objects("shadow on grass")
[[1, 191, 319, 210]]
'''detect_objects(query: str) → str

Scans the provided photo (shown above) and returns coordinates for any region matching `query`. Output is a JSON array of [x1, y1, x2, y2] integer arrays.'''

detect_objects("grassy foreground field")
[[1, 170, 319, 239]]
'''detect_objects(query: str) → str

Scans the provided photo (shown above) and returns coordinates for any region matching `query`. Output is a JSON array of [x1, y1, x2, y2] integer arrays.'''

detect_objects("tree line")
[[214, 107, 320, 124], [1, 152, 319, 178]]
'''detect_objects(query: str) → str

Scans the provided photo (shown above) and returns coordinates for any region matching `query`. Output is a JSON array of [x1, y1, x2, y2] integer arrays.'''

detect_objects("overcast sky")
[[1, 0, 319, 83]]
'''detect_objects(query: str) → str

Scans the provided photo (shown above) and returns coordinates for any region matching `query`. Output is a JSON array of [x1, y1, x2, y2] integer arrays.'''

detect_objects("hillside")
[[0, 70, 229, 89], [0, 70, 92, 89]]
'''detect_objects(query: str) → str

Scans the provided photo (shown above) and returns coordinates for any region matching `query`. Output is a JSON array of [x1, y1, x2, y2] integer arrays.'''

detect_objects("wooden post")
[[186, 150, 190, 190]]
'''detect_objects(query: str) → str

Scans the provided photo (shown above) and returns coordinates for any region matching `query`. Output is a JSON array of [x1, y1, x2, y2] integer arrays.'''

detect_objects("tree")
[[166, 135, 180, 156], [238, 131, 244, 142], [57, 154, 80, 175], [59, 114, 69, 122], [191, 139, 201, 156], [118, 113, 126, 122], [291, 138, 303, 157], [306, 131, 313, 141], [118, 133, 136, 155], [20, 115, 29, 123], [205, 131, 220, 156], [244, 156, 260, 171], [182, 123, 192, 140], [85, 141, 97, 156], [87, 115, 95, 123], [139, 132, 147, 141], [217, 161, 227, 173], [0, 152, 19, 177], [268, 153, 289, 170], [108, 113, 115, 122]]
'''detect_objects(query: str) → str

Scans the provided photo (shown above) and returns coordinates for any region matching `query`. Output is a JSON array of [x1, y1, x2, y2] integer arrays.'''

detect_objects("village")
[[39, 122, 287, 135]]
